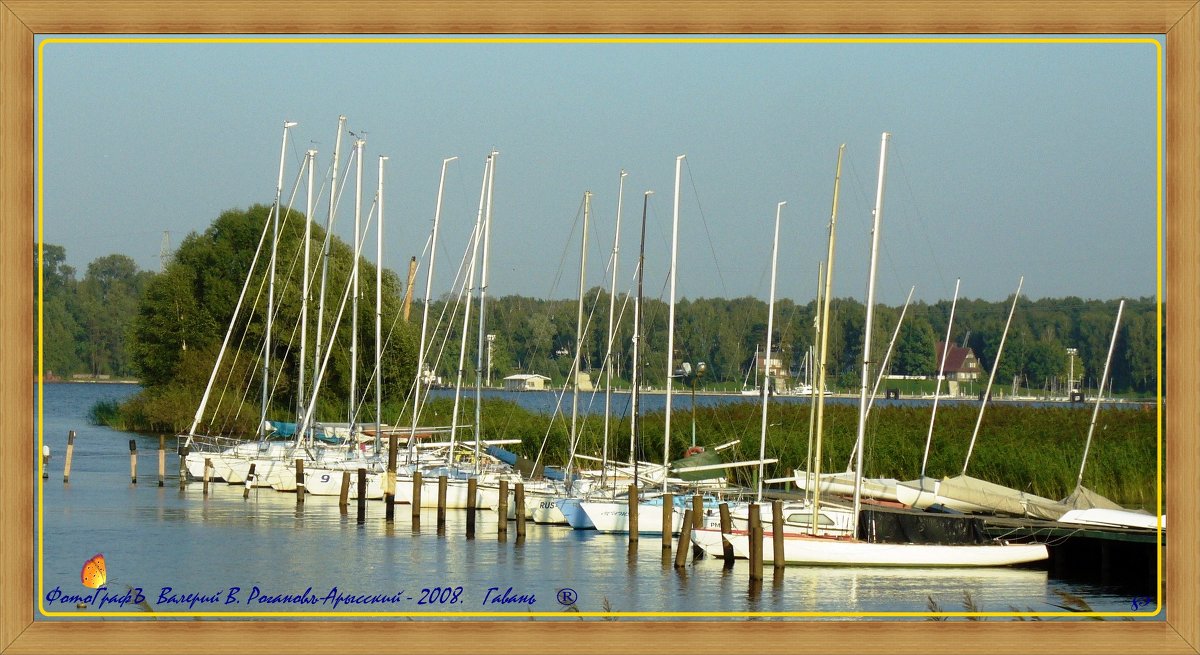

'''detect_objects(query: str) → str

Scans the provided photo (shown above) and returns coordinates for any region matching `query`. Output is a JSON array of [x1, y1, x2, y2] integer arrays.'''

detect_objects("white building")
[[503, 373, 552, 391]]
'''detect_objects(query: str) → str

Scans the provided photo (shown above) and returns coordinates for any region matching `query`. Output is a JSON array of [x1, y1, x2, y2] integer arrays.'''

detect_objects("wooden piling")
[[675, 508, 693, 568], [466, 477, 477, 537], [243, 463, 256, 499], [177, 443, 187, 489], [128, 439, 138, 484], [63, 431, 76, 484], [718, 502, 734, 567], [628, 484, 639, 541], [412, 471, 423, 519], [339, 470, 351, 513], [436, 475, 448, 531], [203, 458, 212, 495], [157, 436, 166, 487], [691, 493, 704, 559], [41, 445, 49, 479], [515, 482, 526, 537], [497, 479, 509, 539], [385, 430, 399, 522], [295, 459, 305, 505], [661, 493, 674, 551], [748, 503, 764, 581], [772, 499, 785, 569], [357, 468, 367, 523]]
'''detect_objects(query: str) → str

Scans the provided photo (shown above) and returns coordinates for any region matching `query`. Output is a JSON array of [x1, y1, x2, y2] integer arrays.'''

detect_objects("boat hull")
[[725, 532, 1048, 567]]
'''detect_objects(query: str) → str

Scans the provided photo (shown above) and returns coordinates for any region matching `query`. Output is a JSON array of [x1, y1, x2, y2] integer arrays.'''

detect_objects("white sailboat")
[[725, 134, 1048, 567]]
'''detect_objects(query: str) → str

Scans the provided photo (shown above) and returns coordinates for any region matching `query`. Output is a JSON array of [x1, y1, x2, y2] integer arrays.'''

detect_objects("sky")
[[37, 37, 1160, 307]]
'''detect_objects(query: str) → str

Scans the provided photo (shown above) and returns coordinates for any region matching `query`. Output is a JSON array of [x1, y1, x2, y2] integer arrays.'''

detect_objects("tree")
[[892, 318, 937, 377], [77, 254, 149, 376], [37, 244, 85, 376]]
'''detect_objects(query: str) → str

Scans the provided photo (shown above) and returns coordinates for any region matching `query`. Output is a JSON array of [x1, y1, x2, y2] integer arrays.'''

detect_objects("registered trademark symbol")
[[557, 588, 578, 606]]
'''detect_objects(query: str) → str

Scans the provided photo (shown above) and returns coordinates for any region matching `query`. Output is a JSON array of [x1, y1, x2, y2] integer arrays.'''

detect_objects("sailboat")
[[723, 133, 1048, 567]]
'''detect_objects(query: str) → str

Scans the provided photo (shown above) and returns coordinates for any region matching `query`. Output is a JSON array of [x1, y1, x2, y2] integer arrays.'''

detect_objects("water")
[[37, 383, 1161, 620]]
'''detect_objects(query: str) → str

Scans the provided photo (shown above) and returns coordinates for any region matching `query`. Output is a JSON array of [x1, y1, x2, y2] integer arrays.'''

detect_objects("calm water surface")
[[37, 383, 1160, 621]]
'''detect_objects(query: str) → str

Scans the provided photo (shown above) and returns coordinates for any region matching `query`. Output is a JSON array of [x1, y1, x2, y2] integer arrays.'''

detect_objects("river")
[[36, 382, 1161, 620]]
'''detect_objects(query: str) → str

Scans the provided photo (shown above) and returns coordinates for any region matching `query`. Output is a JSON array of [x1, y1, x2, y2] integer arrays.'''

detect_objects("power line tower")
[[159, 231, 171, 272]]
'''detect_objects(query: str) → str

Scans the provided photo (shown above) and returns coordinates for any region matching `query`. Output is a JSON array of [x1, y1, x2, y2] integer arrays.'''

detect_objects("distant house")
[[935, 342, 982, 381], [504, 373, 551, 391]]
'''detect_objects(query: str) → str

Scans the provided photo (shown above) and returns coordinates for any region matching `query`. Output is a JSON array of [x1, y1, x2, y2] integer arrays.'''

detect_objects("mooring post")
[[661, 493, 674, 552], [437, 475, 448, 532], [357, 468, 367, 524], [63, 431, 76, 484], [748, 503, 763, 581], [628, 484, 639, 542], [128, 439, 138, 484], [157, 436, 166, 487], [295, 458, 305, 505], [385, 432, 398, 522], [177, 443, 188, 489], [466, 477, 477, 537], [515, 482, 526, 537], [718, 502, 734, 567], [692, 493, 705, 559], [243, 463, 257, 499], [675, 508, 693, 568], [339, 470, 351, 513], [41, 445, 50, 480], [203, 458, 212, 495], [497, 479, 509, 540], [772, 499, 785, 569], [412, 471, 423, 520]]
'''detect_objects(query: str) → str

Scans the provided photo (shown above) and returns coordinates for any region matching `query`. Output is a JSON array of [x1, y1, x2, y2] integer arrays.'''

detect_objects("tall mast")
[[297, 149, 316, 431], [631, 191, 652, 481], [448, 155, 490, 461], [919, 278, 961, 480], [804, 262, 823, 505], [375, 155, 387, 452], [602, 170, 627, 489], [663, 155, 684, 492], [960, 276, 1024, 475], [566, 191, 591, 484], [810, 144, 844, 533], [261, 119, 296, 440], [349, 138, 365, 432], [851, 132, 890, 528], [848, 284, 915, 472], [1075, 299, 1125, 489], [314, 116, 345, 408], [406, 156, 456, 465], [473, 150, 498, 474], [756, 201, 785, 501]]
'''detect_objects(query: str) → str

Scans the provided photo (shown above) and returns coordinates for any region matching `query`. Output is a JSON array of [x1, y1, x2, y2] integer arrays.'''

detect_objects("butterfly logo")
[[81, 553, 107, 589]]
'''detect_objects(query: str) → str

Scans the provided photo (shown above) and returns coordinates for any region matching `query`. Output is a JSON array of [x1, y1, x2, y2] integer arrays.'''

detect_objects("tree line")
[[40, 205, 1159, 427]]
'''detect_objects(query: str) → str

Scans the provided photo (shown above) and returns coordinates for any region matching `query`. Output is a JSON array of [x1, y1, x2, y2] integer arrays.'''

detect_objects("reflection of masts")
[[756, 201, 785, 501], [406, 156, 456, 465], [810, 143, 844, 531]]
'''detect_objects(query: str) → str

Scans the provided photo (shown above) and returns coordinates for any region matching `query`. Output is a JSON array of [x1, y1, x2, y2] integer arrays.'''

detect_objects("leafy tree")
[[76, 254, 150, 376], [893, 318, 937, 376]]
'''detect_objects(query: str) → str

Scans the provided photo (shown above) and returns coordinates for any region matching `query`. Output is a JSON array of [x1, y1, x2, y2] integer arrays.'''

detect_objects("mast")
[[602, 170, 627, 489], [852, 132, 890, 528], [756, 201, 785, 501], [297, 149, 316, 430], [631, 191, 652, 482], [960, 276, 1024, 475], [349, 138, 365, 432], [1075, 299, 1125, 489], [313, 116, 345, 413], [848, 285, 915, 472], [260, 120, 296, 440], [375, 155, 387, 452], [473, 150, 498, 474], [406, 156, 456, 465], [566, 191, 591, 484], [919, 278, 961, 480], [663, 155, 684, 492], [448, 155, 490, 462], [804, 262, 823, 504], [810, 143, 844, 533]]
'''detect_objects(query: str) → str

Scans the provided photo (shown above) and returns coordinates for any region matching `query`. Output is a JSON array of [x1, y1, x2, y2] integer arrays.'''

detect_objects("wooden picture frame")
[[2, 2, 1196, 652]]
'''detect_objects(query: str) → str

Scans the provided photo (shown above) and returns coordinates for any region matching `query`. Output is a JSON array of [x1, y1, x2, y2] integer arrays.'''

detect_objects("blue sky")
[[38, 37, 1160, 307]]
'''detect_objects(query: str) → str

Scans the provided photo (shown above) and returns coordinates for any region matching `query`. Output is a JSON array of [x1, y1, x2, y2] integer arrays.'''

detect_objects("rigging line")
[[683, 158, 729, 298], [545, 195, 587, 301], [893, 143, 950, 299]]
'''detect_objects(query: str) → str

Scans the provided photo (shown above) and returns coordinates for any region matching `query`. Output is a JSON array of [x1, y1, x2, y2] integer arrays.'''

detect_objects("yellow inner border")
[[34, 35, 1166, 619]]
